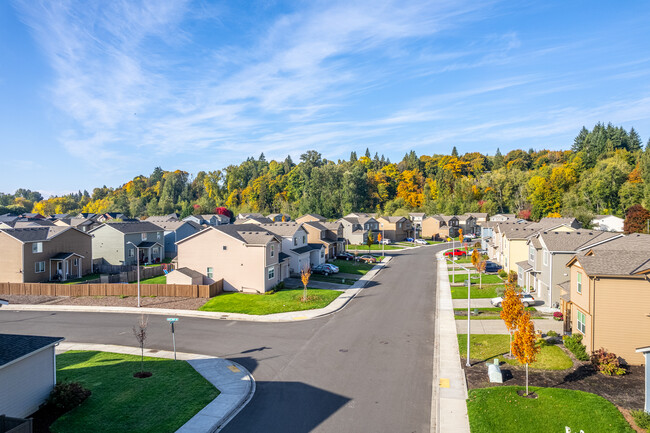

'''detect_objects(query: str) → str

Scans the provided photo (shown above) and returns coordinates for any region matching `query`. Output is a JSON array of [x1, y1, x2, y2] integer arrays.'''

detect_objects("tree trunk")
[[525, 363, 529, 396], [509, 332, 512, 357]]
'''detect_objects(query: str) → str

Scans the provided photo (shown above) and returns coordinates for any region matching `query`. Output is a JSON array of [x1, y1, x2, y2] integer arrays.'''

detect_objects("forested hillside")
[[2, 123, 649, 225]]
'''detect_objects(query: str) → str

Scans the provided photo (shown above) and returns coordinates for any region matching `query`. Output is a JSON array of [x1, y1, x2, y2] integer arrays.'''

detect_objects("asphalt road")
[[0, 245, 443, 433]]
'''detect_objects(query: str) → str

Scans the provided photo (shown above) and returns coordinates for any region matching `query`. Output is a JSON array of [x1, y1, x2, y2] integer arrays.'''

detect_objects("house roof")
[[234, 216, 274, 224], [279, 252, 290, 261], [320, 222, 341, 230], [0, 334, 64, 368], [409, 212, 426, 218], [50, 252, 84, 260], [516, 260, 532, 271], [570, 250, 650, 276], [137, 241, 161, 248], [291, 245, 313, 254], [238, 213, 264, 219], [145, 214, 180, 222], [176, 224, 279, 246], [500, 226, 538, 240], [537, 230, 621, 252], [259, 222, 304, 237], [173, 267, 204, 279], [303, 221, 327, 231], [527, 217, 580, 231], [0, 226, 75, 243], [465, 213, 488, 219], [589, 233, 650, 252], [378, 216, 407, 223], [308, 243, 324, 251], [150, 220, 201, 231], [90, 221, 163, 234]]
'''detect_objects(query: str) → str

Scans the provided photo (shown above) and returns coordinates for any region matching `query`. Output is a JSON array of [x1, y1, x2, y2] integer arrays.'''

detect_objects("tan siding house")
[[376, 216, 413, 241], [421, 216, 449, 240]]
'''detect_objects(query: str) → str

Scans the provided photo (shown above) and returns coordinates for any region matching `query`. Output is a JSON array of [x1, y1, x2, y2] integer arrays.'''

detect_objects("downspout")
[[591, 277, 596, 354], [549, 253, 554, 307]]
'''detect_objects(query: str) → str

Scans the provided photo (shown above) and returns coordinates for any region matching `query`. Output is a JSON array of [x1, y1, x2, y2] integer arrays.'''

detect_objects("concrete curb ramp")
[[3, 257, 391, 323], [56, 342, 254, 433]]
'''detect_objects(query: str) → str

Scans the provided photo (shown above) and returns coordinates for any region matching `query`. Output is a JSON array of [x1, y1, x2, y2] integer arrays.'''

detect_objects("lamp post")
[[380, 223, 385, 257], [126, 241, 141, 308], [447, 256, 472, 366]]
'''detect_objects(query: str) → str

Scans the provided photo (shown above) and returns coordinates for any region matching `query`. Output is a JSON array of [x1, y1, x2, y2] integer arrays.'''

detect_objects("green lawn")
[[331, 259, 376, 275], [346, 244, 403, 251], [131, 275, 166, 284], [59, 274, 101, 284], [449, 273, 503, 284], [450, 285, 498, 299], [454, 307, 540, 320], [467, 387, 634, 433], [310, 274, 355, 285], [198, 288, 341, 315], [446, 257, 472, 264], [51, 351, 219, 433], [457, 334, 573, 370]]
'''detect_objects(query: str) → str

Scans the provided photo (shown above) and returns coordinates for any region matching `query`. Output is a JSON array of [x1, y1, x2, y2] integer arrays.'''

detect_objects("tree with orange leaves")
[[511, 312, 540, 396], [475, 257, 486, 289], [500, 286, 524, 356], [300, 267, 312, 302]]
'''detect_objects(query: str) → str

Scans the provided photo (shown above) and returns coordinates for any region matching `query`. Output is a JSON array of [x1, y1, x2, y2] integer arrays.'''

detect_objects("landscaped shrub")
[[553, 311, 563, 321], [498, 269, 507, 278], [591, 348, 626, 376], [495, 286, 506, 297], [563, 334, 590, 361], [547, 330, 558, 337], [44, 381, 91, 415], [631, 410, 650, 430]]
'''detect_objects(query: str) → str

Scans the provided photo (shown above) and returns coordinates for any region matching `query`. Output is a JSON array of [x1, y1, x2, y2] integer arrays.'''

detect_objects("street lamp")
[[380, 223, 385, 257], [446, 255, 472, 366], [126, 241, 141, 308]]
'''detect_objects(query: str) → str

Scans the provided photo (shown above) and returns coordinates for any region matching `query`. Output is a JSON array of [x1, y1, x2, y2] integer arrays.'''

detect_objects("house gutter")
[[549, 252, 554, 307]]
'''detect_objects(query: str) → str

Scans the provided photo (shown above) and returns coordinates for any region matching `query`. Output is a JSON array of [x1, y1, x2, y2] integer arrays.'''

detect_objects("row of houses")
[[485, 217, 649, 364]]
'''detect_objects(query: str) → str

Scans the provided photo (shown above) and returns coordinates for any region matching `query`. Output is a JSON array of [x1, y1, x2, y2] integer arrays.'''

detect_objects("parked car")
[[324, 263, 339, 273], [405, 237, 414, 242], [491, 294, 535, 308], [336, 252, 355, 261], [312, 264, 338, 275], [379, 239, 392, 245], [463, 237, 473, 243], [444, 249, 467, 257], [356, 255, 377, 263], [483, 261, 502, 273], [414, 239, 428, 245]]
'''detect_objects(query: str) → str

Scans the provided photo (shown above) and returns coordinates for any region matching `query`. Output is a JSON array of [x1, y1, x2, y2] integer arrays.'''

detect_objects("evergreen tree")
[[365, 148, 371, 158], [493, 148, 505, 170], [350, 151, 358, 162], [451, 146, 458, 157]]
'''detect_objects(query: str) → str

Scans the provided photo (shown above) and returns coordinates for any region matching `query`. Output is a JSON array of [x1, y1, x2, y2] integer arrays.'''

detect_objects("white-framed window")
[[529, 245, 535, 261], [270, 244, 275, 257], [73, 258, 79, 266], [35, 261, 45, 273], [543, 251, 549, 266], [157, 232, 161, 240], [397, 222, 402, 229], [577, 310, 586, 334], [128, 248, 135, 257], [223, 245, 227, 250], [294, 237, 297, 246], [303, 235, 306, 244], [32, 242, 43, 253], [577, 272, 582, 294], [207, 267, 213, 279], [153, 247, 159, 254], [320, 249, 325, 258], [268, 266, 275, 280], [141, 233, 147, 241]]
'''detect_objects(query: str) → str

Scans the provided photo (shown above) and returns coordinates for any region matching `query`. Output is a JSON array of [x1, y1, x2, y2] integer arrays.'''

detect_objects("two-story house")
[[0, 227, 92, 282], [176, 224, 285, 293], [150, 220, 202, 259], [89, 222, 165, 266], [338, 215, 380, 244], [457, 214, 479, 236], [303, 221, 345, 259], [564, 234, 650, 364], [465, 213, 488, 224], [409, 213, 426, 238], [519, 230, 621, 306], [421, 215, 449, 240], [260, 222, 324, 274], [183, 214, 230, 226], [377, 216, 413, 242]]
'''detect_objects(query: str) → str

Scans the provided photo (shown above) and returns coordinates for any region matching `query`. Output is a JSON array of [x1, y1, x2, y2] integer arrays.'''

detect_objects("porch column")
[[636, 348, 650, 413], [78, 258, 82, 278]]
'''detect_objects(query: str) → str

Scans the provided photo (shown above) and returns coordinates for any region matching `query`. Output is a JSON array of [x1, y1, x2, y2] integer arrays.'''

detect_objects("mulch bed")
[[1, 294, 207, 310], [461, 345, 645, 410]]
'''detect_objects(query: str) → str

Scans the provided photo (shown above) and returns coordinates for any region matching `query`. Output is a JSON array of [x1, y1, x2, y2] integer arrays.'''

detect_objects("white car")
[[379, 239, 392, 245], [491, 294, 535, 308], [414, 239, 428, 245]]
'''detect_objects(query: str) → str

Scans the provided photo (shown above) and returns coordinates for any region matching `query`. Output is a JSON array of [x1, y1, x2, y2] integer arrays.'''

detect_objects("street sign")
[[167, 318, 178, 323], [167, 318, 178, 360]]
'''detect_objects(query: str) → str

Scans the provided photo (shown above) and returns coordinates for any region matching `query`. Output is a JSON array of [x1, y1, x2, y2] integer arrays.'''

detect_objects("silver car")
[[491, 294, 535, 308]]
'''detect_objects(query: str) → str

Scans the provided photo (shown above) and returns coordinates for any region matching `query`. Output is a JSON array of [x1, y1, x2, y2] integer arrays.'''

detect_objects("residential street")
[[0, 245, 445, 432]]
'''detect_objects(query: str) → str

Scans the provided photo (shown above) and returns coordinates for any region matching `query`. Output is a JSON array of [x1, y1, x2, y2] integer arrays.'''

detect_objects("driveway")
[[455, 319, 563, 334]]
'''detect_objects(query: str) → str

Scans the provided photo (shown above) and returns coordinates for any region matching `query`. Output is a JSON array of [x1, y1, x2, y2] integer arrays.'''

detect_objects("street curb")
[[55, 342, 255, 433], [2, 258, 391, 323]]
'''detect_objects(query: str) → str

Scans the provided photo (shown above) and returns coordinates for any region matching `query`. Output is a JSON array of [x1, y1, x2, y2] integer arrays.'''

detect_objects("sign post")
[[167, 318, 179, 360]]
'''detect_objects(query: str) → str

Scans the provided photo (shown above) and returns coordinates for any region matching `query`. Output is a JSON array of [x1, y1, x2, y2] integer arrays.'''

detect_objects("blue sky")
[[2, 1, 650, 196]]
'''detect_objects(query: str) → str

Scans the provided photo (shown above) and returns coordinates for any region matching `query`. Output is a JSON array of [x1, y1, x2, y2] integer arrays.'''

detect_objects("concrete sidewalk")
[[432, 252, 470, 433], [455, 318, 563, 335], [3, 257, 391, 323], [56, 342, 254, 433]]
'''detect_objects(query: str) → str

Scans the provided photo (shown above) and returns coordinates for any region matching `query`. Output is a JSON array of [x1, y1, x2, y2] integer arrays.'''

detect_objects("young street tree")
[[132, 315, 148, 375], [500, 286, 524, 356], [511, 312, 540, 396], [476, 257, 486, 289], [367, 229, 374, 254], [300, 267, 311, 302]]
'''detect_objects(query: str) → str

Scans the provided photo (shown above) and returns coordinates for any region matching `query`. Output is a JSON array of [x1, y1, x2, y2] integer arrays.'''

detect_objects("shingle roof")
[[465, 213, 488, 218], [500, 226, 538, 239], [0, 226, 72, 242], [516, 260, 532, 271], [259, 222, 304, 237], [150, 220, 202, 231], [527, 217, 580, 231], [303, 221, 327, 231], [50, 252, 83, 260], [92, 221, 163, 234], [537, 230, 620, 252], [279, 252, 290, 261], [308, 243, 324, 251], [137, 241, 160, 248], [378, 216, 407, 223], [590, 233, 650, 251], [0, 334, 64, 367], [234, 216, 273, 224], [291, 245, 313, 254], [212, 224, 278, 245], [573, 250, 650, 276], [173, 267, 204, 279]]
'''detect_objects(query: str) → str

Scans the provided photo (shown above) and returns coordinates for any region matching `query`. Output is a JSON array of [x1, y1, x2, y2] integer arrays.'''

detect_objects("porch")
[[49, 252, 84, 282]]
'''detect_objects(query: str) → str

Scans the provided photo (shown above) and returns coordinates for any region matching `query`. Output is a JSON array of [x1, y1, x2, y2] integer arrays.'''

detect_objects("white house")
[[591, 215, 624, 232], [0, 334, 64, 418]]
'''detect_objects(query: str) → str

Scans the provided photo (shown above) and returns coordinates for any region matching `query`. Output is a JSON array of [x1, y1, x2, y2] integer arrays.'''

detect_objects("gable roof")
[[296, 213, 326, 222], [377, 216, 407, 223], [259, 222, 305, 237], [527, 217, 580, 231], [234, 216, 273, 225], [173, 267, 204, 279], [537, 230, 621, 252], [465, 212, 488, 219], [145, 213, 180, 222], [0, 334, 64, 368], [89, 221, 163, 235], [570, 250, 650, 276], [0, 226, 80, 243], [409, 212, 426, 218], [150, 220, 202, 231], [178, 223, 279, 246]]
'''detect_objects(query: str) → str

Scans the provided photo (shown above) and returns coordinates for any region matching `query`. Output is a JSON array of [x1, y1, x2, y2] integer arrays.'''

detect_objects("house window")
[[294, 238, 297, 246], [270, 244, 275, 257], [577, 272, 582, 294], [268, 266, 275, 280], [128, 248, 135, 258], [157, 232, 161, 240], [35, 261, 45, 273], [303, 235, 306, 244], [321, 249, 325, 258], [397, 222, 402, 229], [153, 247, 159, 254], [528, 246, 534, 262], [577, 310, 586, 334], [223, 245, 227, 250], [73, 258, 79, 266], [207, 267, 213, 279], [141, 233, 147, 241], [32, 242, 43, 253], [543, 251, 549, 266]]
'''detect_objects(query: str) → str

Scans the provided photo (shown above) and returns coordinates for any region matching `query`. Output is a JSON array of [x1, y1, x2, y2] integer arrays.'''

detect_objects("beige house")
[[0, 227, 92, 283], [303, 221, 345, 259], [295, 214, 327, 224], [166, 267, 204, 285], [176, 224, 286, 293], [564, 234, 650, 365], [376, 216, 413, 241], [421, 216, 450, 240]]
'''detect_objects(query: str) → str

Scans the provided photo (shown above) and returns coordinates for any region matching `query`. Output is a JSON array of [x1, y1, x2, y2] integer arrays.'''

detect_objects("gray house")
[[0, 334, 64, 418], [150, 220, 202, 259], [519, 230, 622, 307], [337, 214, 379, 245], [89, 222, 165, 266], [183, 214, 230, 226]]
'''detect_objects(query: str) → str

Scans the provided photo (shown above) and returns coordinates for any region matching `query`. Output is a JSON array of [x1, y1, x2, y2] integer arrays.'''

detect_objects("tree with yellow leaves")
[[500, 286, 524, 356], [300, 267, 312, 302], [470, 249, 479, 267], [511, 312, 540, 396], [475, 257, 486, 289]]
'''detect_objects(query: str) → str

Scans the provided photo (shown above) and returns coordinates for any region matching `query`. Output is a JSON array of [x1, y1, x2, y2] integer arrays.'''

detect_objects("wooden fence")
[[0, 280, 222, 299]]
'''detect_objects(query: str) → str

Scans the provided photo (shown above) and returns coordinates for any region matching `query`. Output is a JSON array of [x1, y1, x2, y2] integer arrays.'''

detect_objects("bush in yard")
[[590, 348, 626, 376], [495, 286, 506, 297], [563, 334, 590, 361], [44, 381, 91, 415], [631, 410, 650, 430], [553, 311, 563, 321], [498, 269, 507, 278], [547, 330, 558, 337]]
